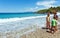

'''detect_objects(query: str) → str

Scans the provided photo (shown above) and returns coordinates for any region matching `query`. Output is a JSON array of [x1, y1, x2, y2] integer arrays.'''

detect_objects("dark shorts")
[[51, 26, 56, 31]]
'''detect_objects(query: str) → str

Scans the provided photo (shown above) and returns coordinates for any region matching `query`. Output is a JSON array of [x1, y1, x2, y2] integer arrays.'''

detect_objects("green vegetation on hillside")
[[37, 6, 60, 14]]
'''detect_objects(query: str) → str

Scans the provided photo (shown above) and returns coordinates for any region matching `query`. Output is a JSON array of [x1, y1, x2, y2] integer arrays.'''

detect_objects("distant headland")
[[36, 6, 60, 14]]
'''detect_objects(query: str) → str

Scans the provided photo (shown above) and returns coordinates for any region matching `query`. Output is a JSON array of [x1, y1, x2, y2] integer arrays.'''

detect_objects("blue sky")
[[0, 0, 60, 12]]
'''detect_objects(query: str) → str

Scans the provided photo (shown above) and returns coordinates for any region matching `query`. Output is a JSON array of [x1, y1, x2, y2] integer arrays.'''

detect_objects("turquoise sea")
[[0, 12, 46, 19]]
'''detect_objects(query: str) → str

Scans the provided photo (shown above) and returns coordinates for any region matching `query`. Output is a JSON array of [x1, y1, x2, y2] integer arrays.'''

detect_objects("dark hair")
[[53, 16, 56, 19]]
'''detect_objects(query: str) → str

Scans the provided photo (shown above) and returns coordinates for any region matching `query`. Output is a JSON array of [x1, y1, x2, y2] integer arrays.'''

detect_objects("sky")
[[0, 0, 60, 12]]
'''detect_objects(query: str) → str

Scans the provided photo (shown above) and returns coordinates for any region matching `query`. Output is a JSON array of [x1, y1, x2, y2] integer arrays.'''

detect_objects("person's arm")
[[46, 17, 48, 22]]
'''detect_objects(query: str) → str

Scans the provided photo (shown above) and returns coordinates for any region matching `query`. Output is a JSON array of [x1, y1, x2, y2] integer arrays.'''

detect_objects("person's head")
[[54, 12, 58, 20], [53, 10, 57, 15], [53, 16, 56, 19], [47, 12, 50, 17], [54, 12, 57, 15]]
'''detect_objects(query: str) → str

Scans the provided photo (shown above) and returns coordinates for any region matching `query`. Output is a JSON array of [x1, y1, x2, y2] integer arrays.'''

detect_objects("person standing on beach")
[[46, 12, 50, 30], [53, 12, 58, 31], [50, 16, 57, 34]]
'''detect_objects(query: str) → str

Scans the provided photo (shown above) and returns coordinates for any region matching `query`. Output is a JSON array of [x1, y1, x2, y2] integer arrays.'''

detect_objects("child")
[[46, 12, 50, 29], [50, 16, 57, 34]]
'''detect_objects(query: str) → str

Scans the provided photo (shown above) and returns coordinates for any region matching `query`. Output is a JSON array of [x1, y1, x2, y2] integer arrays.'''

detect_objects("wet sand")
[[20, 26, 60, 38], [0, 27, 60, 38], [20, 19, 60, 38]]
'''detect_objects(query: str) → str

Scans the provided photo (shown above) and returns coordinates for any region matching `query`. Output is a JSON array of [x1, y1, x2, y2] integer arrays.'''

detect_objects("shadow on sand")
[[42, 27, 48, 29]]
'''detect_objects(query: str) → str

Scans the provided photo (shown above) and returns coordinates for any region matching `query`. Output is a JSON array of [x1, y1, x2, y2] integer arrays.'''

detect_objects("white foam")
[[57, 12, 60, 15], [0, 12, 60, 23], [0, 15, 47, 23]]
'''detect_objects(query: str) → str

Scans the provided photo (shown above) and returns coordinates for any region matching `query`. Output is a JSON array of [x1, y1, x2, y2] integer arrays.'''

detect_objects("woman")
[[53, 12, 58, 31]]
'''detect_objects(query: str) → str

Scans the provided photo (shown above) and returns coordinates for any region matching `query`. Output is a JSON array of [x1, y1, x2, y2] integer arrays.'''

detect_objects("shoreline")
[[20, 26, 60, 38], [0, 26, 60, 38], [0, 13, 59, 38], [20, 18, 60, 38]]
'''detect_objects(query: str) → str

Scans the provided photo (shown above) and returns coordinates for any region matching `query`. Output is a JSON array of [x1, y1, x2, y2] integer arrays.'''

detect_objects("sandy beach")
[[20, 26, 60, 38], [20, 19, 60, 38], [0, 0, 60, 38], [0, 16, 60, 38], [0, 26, 60, 38]]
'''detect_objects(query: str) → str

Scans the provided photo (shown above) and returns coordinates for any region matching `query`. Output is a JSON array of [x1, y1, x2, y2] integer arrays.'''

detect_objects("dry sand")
[[20, 25, 60, 38], [0, 27, 60, 38]]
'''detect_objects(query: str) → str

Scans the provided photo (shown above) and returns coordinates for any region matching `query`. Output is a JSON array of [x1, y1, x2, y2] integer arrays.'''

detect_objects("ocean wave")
[[0, 13, 60, 23], [0, 14, 47, 32], [0, 15, 47, 23]]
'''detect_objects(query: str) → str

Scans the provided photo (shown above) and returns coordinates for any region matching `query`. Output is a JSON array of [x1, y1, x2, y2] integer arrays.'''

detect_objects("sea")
[[0, 12, 46, 19], [0, 12, 60, 37], [0, 12, 47, 32]]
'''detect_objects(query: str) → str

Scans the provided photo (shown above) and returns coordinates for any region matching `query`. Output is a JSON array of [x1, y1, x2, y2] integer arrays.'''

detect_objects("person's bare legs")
[[49, 26, 56, 34]]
